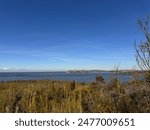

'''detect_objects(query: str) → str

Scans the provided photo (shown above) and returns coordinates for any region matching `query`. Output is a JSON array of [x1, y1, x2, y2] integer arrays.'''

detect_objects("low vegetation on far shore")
[[0, 73, 150, 113]]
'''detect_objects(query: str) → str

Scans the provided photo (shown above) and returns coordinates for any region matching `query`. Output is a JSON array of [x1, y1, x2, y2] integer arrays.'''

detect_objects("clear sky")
[[0, 0, 150, 71]]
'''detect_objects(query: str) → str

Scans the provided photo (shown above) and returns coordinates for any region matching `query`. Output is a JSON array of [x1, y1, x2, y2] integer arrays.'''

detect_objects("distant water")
[[0, 72, 132, 82]]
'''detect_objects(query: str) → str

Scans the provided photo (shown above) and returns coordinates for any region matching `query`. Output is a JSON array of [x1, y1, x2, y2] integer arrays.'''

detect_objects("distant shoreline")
[[0, 69, 142, 73]]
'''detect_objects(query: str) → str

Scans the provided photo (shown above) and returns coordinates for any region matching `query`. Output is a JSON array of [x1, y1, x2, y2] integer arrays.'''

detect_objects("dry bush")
[[0, 78, 150, 113]]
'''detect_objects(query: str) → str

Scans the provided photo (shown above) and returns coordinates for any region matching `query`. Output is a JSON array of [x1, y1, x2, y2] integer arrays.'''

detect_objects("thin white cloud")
[[0, 66, 10, 71], [3, 67, 8, 70]]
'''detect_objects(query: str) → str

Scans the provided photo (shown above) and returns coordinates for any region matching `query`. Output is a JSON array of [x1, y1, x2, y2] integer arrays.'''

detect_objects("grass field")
[[0, 75, 150, 113]]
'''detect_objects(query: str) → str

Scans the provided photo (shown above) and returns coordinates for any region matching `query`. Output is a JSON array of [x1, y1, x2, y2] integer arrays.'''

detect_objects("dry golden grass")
[[0, 78, 150, 113]]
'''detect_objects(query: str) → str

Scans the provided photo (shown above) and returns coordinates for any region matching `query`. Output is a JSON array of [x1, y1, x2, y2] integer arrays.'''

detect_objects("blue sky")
[[0, 0, 150, 71]]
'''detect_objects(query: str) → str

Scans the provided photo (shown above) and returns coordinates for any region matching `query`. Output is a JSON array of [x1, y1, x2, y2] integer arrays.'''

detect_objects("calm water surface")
[[0, 72, 132, 82]]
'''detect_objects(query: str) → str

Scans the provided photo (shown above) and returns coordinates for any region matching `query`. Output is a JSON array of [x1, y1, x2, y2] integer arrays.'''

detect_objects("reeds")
[[0, 78, 150, 113]]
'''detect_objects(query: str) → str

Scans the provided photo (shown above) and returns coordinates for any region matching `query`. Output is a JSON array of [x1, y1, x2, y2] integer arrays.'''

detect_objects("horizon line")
[[0, 69, 141, 73]]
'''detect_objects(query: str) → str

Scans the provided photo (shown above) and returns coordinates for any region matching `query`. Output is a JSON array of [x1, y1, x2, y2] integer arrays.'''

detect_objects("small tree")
[[135, 15, 150, 82]]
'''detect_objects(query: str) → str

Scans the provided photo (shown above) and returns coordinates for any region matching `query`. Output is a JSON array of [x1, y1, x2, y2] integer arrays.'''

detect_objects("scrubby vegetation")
[[0, 77, 150, 113]]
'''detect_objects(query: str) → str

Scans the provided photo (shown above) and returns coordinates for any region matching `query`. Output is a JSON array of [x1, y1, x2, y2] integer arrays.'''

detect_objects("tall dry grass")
[[0, 77, 150, 113]]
